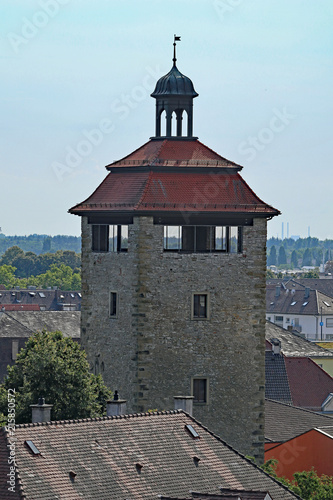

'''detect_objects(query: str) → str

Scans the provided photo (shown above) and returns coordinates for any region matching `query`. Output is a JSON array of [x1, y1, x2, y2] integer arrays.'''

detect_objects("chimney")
[[304, 287, 310, 299], [271, 338, 281, 356], [275, 286, 280, 298], [30, 397, 53, 423], [106, 390, 127, 417], [174, 396, 194, 416]]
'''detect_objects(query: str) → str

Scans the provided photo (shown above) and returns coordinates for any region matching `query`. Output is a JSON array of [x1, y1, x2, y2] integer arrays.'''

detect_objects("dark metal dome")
[[151, 64, 198, 97]]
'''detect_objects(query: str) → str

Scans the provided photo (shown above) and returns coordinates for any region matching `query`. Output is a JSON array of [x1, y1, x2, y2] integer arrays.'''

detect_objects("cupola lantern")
[[151, 35, 198, 139]]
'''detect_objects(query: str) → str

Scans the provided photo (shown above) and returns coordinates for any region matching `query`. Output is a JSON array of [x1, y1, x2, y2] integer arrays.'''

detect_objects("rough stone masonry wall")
[[81, 215, 267, 463]]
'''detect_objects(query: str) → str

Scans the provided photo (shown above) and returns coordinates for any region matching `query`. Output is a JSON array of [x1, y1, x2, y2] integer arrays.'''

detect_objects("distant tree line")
[[0, 234, 81, 256], [0, 246, 81, 290], [267, 236, 333, 270]]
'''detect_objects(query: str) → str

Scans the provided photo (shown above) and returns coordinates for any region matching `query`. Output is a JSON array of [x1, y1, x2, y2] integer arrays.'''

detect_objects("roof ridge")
[[265, 397, 333, 418], [7, 409, 183, 430]]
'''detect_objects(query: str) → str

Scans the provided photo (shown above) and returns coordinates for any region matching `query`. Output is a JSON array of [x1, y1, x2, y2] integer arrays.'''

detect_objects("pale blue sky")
[[1, 0, 332, 239]]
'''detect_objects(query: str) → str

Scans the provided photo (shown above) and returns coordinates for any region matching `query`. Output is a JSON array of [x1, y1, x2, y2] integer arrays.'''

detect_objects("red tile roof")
[[0, 411, 298, 500], [106, 139, 242, 168], [70, 140, 279, 217], [285, 357, 333, 411], [0, 304, 40, 311]]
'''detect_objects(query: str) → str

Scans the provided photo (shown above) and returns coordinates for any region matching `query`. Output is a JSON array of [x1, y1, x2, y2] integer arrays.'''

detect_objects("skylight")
[[38, 292, 46, 298], [78, 293, 82, 298], [70, 293, 75, 298], [323, 301, 331, 307], [302, 302, 308, 307], [29, 292, 36, 297], [270, 302, 274, 305], [25, 440, 41, 455], [185, 424, 200, 439], [291, 301, 297, 306]]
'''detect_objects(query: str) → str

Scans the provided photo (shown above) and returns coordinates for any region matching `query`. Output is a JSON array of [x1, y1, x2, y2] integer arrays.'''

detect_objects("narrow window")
[[192, 293, 209, 319], [326, 318, 333, 328], [109, 292, 118, 318], [192, 378, 208, 404], [164, 226, 181, 250], [12, 341, 19, 361], [229, 226, 238, 253], [92, 225, 108, 252]]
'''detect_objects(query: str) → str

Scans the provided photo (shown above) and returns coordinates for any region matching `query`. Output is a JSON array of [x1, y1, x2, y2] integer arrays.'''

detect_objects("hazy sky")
[[1, 0, 332, 239]]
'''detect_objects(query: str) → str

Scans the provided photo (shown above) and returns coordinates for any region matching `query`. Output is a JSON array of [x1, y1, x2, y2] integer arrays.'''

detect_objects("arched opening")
[[171, 111, 177, 136], [160, 110, 167, 136], [183, 109, 189, 136]]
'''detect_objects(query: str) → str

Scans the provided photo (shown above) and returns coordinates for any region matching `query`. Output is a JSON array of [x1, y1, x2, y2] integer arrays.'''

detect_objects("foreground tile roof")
[[265, 399, 333, 443], [0, 411, 299, 500], [265, 321, 333, 358]]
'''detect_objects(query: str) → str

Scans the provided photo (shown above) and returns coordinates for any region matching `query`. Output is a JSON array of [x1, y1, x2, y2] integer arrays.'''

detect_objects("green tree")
[[278, 246, 287, 266], [267, 245, 277, 266], [0, 246, 24, 266], [302, 248, 312, 267], [291, 250, 298, 268], [0, 265, 17, 288], [0, 331, 111, 425], [291, 470, 333, 500], [42, 236, 52, 253]]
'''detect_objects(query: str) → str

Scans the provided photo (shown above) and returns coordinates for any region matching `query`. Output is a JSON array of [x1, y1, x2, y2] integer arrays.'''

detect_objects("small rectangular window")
[[192, 293, 209, 320], [326, 318, 333, 328], [12, 341, 19, 361], [192, 378, 208, 404], [109, 292, 118, 318]]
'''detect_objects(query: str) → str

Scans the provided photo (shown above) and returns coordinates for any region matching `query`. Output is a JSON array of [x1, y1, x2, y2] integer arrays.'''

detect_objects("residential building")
[[265, 399, 333, 480], [69, 46, 279, 461], [265, 342, 333, 412], [0, 410, 299, 499], [266, 282, 333, 340], [0, 310, 80, 381], [265, 320, 333, 376], [0, 288, 81, 311]]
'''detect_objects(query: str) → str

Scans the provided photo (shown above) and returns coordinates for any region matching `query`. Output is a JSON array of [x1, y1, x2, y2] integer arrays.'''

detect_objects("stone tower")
[[69, 43, 279, 462]]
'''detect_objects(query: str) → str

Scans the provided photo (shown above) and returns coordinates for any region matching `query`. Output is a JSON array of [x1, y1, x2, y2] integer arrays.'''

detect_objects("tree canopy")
[[261, 459, 333, 499], [0, 331, 112, 425]]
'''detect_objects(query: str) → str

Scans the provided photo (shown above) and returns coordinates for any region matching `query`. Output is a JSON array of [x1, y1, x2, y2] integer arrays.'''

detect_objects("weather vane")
[[173, 34, 181, 65]]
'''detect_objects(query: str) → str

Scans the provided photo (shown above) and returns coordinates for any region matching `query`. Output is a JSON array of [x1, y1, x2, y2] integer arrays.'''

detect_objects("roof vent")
[[271, 338, 281, 356], [136, 463, 143, 474], [174, 396, 194, 416], [106, 391, 127, 417], [30, 397, 53, 423]]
